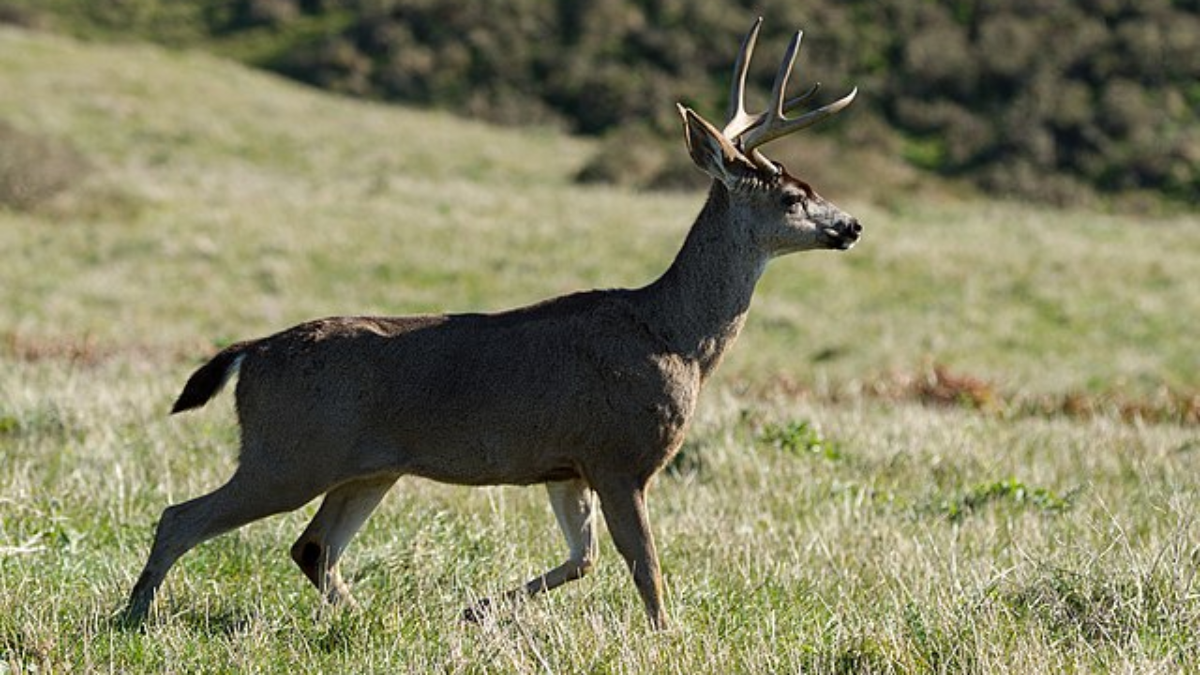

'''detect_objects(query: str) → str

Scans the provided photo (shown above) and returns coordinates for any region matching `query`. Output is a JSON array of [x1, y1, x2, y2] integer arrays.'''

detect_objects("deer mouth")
[[821, 226, 861, 250]]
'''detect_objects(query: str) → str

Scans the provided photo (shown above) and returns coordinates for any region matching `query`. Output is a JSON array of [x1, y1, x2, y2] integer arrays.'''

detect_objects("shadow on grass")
[[109, 603, 256, 637]]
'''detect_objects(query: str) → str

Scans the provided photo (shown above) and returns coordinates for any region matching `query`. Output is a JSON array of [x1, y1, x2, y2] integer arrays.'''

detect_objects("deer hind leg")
[[463, 478, 598, 622], [594, 476, 668, 630], [290, 476, 397, 606], [125, 467, 319, 622]]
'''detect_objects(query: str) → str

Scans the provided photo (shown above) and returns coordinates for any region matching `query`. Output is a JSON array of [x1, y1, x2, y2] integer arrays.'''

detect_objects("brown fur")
[[126, 23, 861, 630]]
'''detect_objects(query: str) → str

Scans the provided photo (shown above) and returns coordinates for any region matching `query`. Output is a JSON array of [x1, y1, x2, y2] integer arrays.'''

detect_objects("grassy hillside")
[[1, 28, 1198, 672], [2, 28, 1198, 400]]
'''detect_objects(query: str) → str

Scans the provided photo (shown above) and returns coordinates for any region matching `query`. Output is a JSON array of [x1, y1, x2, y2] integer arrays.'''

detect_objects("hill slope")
[[1, 26, 1198, 401]]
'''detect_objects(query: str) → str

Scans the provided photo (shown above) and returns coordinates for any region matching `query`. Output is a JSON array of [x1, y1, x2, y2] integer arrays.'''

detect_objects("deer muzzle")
[[823, 217, 862, 250]]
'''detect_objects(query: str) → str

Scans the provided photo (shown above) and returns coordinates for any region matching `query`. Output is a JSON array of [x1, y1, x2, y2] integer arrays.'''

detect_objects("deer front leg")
[[464, 478, 599, 622], [595, 477, 668, 630], [291, 476, 397, 606], [522, 478, 599, 595]]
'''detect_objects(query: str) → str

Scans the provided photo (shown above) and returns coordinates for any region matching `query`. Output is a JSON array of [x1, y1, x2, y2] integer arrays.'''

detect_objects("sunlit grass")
[[2, 361, 1198, 671], [1, 26, 1198, 673]]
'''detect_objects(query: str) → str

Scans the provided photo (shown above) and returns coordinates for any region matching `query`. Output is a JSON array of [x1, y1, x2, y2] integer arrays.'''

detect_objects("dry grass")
[[1, 26, 1198, 673], [0, 119, 91, 210], [2, 361, 1197, 672]]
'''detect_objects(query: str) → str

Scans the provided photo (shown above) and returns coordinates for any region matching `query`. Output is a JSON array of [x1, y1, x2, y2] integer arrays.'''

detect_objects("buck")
[[125, 18, 861, 629]]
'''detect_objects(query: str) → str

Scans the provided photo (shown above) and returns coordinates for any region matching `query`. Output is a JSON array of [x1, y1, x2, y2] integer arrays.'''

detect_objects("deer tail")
[[170, 342, 253, 414]]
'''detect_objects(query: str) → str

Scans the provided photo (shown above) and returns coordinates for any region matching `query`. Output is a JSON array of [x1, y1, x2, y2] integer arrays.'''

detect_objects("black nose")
[[847, 218, 862, 235]]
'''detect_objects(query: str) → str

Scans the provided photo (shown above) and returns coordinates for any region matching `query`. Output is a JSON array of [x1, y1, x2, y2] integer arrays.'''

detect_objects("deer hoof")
[[461, 597, 494, 624]]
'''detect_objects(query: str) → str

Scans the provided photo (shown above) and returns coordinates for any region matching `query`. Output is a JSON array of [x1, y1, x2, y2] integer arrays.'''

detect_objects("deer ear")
[[677, 104, 756, 187]]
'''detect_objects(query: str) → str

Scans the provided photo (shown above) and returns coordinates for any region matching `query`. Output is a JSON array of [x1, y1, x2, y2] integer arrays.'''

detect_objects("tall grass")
[[3, 361, 1197, 672], [1, 27, 1197, 672]]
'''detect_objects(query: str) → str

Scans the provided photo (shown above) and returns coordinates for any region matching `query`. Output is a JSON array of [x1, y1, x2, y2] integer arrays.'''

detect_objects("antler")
[[722, 18, 857, 169]]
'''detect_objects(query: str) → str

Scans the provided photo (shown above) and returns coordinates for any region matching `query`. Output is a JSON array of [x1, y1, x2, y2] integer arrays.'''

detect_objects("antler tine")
[[740, 29, 858, 156], [743, 87, 858, 152], [721, 17, 763, 140], [784, 82, 822, 112], [769, 31, 802, 118]]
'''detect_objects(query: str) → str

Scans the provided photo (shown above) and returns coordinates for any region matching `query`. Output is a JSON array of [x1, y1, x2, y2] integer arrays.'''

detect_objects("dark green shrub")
[[0, 121, 91, 211], [0, 2, 42, 27], [18, 0, 1200, 203], [575, 126, 671, 188]]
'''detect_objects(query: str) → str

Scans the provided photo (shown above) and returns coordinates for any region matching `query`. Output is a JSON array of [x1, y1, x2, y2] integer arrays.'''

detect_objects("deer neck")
[[641, 182, 768, 380]]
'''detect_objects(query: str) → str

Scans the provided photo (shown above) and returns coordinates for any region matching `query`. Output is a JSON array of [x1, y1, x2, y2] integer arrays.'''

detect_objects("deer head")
[[677, 17, 861, 256]]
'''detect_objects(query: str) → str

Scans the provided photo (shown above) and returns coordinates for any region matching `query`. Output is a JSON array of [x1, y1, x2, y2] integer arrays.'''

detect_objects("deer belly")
[[371, 402, 583, 486], [400, 435, 581, 487]]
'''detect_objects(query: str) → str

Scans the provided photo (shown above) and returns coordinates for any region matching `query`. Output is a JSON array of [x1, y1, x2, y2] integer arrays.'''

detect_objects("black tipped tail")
[[171, 343, 251, 414]]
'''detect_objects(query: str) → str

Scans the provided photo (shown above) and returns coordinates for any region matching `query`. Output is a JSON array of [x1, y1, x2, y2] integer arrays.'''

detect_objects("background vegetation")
[[4, 0, 1199, 204], [0, 11, 1197, 674]]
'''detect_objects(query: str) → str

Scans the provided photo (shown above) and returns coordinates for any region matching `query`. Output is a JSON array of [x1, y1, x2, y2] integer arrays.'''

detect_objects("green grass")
[[4, 364, 1198, 672], [1, 27, 1198, 672]]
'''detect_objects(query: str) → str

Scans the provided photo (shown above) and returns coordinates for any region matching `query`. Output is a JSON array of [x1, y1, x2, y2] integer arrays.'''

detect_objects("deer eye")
[[782, 192, 805, 209]]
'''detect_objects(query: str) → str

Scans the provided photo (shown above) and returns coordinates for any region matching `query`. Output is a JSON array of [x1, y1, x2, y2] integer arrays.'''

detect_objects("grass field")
[[2, 27, 1198, 673]]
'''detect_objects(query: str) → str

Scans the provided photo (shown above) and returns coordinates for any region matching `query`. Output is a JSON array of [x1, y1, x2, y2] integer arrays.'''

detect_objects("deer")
[[124, 17, 861, 630]]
